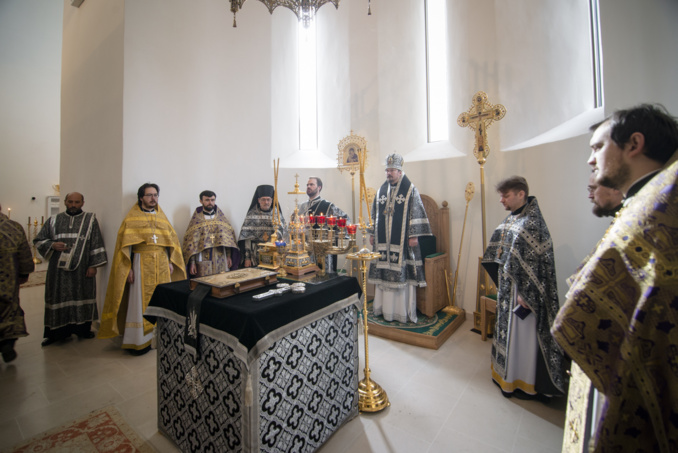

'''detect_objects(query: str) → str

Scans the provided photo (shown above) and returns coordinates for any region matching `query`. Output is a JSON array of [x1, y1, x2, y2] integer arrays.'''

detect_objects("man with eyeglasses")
[[238, 185, 287, 268], [99, 183, 185, 355]]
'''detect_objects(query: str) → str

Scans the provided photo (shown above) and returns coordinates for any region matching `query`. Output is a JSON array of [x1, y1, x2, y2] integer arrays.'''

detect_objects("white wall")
[[10, 0, 678, 321], [0, 0, 62, 235], [61, 0, 125, 306]]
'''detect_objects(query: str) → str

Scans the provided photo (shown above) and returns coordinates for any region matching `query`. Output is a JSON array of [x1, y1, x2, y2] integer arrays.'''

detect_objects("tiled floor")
[[0, 284, 565, 452]]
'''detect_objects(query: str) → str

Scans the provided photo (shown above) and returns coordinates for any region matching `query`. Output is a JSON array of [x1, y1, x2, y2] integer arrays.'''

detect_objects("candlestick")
[[327, 216, 336, 227], [317, 214, 326, 225], [7, 208, 10, 219]]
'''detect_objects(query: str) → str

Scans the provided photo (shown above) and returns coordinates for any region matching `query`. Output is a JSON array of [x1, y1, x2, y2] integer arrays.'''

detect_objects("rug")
[[365, 300, 465, 349], [6, 406, 156, 453], [20, 270, 46, 288]]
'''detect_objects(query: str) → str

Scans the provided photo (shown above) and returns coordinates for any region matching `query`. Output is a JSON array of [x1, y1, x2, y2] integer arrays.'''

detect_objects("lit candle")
[[347, 224, 357, 235], [337, 217, 346, 228], [317, 213, 326, 225], [308, 214, 315, 225], [6, 208, 10, 219], [327, 216, 336, 227]]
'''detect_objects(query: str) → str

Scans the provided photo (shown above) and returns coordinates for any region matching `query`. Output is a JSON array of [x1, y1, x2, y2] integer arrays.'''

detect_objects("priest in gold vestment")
[[553, 104, 678, 453], [99, 183, 185, 354]]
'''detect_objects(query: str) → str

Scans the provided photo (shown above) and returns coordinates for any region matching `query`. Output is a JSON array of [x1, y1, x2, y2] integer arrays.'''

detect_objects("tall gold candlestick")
[[347, 247, 388, 412]]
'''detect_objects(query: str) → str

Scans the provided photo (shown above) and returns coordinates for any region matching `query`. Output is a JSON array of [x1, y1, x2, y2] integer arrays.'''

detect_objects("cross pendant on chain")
[[151, 234, 158, 243]]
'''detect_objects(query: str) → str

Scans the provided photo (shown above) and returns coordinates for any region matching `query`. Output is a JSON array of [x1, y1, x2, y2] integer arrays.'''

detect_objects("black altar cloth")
[[145, 276, 361, 354], [143, 276, 362, 452]]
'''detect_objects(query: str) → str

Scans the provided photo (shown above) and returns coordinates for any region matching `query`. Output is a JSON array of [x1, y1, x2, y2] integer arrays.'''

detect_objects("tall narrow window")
[[425, 0, 449, 142], [589, 0, 603, 108], [298, 20, 318, 150]]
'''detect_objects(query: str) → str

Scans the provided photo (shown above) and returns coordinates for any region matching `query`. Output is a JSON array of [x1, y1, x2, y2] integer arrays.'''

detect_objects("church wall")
[[53, 0, 678, 320], [60, 0, 125, 309], [0, 0, 62, 237]]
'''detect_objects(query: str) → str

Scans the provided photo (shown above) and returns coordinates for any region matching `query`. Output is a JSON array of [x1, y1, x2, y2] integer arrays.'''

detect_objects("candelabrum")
[[299, 213, 356, 277]]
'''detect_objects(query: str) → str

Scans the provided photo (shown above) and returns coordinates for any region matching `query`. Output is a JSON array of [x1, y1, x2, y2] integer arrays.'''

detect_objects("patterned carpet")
[[6, 406, 155, 453]]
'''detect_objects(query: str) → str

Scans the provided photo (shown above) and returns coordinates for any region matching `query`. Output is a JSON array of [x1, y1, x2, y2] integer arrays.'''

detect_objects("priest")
[[238, 185, 287, 268], [0, 204, 34, 363], [183, 190, 240, 277], [553, 104, 678, 452], [482, 176, 566, 400], [368, 153, 431, 323], [99, 183, 185, 354]]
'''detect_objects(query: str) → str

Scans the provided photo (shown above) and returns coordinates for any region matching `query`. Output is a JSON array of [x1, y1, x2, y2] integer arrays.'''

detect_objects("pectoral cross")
[[209, 234, 216, 240], [151, 234, 158, 243], [457, 91, 506, 164]]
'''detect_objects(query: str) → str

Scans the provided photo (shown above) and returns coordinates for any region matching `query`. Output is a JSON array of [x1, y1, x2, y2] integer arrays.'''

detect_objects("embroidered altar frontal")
[[146, 278, 361, 452]]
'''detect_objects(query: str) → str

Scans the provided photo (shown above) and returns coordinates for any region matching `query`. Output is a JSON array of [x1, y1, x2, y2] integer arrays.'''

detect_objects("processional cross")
[[458, 92, 506, 333], [457, 91, 506, 250]]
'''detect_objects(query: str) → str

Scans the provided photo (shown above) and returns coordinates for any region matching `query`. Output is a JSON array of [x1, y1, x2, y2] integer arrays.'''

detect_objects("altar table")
[[144, 276, 361, 453]]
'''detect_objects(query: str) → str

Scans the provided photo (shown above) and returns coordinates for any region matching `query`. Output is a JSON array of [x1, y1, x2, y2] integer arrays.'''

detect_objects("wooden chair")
[[476, 256, 498, 341], [415, 195, 451, 317], [479, 294, 497, 341]]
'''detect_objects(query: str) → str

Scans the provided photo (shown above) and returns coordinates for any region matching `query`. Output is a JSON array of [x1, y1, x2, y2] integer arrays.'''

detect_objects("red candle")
[[337, 218, 346, 228], [346, 224, 357, 235], [327, 216, 336, 226], [308, 215, 315, 225], [317, 214, 326, 225]]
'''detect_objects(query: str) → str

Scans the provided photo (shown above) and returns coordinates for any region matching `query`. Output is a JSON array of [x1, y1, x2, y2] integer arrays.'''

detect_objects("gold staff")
[[444, 182, 474, 314]]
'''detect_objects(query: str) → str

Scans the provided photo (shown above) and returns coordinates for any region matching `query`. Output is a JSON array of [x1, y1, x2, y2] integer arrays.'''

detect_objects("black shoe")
[[1, 344, 17, 363], [129, 346, 151, 356], [78, 331, 96, 339], [41, 337, 58, 347]]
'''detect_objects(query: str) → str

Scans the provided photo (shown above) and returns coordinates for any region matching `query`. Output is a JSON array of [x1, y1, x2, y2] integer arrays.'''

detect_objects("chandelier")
[[230, 0, 371, 28]]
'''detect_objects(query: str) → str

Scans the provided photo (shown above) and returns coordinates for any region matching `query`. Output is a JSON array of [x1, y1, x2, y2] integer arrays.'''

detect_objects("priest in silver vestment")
[[482, 176, 566, 400], [33, 192, 107, 346], [183, 190, 240, 277], [368, 153, 431, 323], [238, 185, 287, 268]]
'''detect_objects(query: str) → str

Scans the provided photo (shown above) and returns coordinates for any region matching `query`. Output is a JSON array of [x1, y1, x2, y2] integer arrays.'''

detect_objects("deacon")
[[368, 153, 431, 323], [298, 176, 350, 273], [183, 190, 240, 277], [238, 185, 287, 268], [0, 205, 34, 363], [481, 176, 566, 400], [33, 192, 107, 346], [553, 104, 678, 452], [99, 183, 185, 355]]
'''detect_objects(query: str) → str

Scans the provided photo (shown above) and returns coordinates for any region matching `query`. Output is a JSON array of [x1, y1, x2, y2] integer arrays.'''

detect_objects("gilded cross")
[[457, 91, 506, 164]]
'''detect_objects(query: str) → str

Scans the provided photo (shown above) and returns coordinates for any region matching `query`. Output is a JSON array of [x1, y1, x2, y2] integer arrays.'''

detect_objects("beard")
[[592, 203, 621, 218], [597, 161, 631, 192], [66, 207, 83, 215]]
